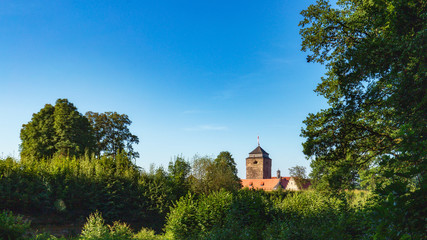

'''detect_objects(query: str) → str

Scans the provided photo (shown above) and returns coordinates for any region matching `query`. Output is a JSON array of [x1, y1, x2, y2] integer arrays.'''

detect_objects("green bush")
[[165, 189, 272, 240], [164, 193, 198, 239], [197, 190, 232, 229], [221, 189, 271, 240], [163, 189, 373, 240], [108, 222, 133, 240], [0, 210, 31, 240], [133, 228, 165, 240], [264, 191, 370, 240], [79, 212, 109, 240], [164, 190, 233, 239], [79, 211, 136, 240], [31, 232, 65, 240], [78, 211, 172, 240], [0, 155, 171, 231]]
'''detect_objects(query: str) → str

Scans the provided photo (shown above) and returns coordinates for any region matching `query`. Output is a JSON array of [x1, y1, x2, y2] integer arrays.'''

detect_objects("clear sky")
[[0, 0, 327, 178]]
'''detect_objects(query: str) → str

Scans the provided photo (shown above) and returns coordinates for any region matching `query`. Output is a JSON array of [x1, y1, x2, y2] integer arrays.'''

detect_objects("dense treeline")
[[0, 151, 241, 235], [1, 154, 165, 231], [2, 187, 376, 240], [4, 150, 413, 239], [165, 189, 373, 240]]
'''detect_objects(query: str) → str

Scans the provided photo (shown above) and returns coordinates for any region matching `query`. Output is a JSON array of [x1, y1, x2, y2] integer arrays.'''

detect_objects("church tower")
[[246, 145, 272, 179]]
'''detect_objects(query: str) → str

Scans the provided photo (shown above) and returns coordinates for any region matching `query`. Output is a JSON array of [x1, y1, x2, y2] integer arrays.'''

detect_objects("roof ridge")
[[249, 145, 269, 155]]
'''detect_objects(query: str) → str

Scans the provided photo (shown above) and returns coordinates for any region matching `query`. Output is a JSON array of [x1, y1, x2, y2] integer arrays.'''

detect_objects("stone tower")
[[246, 145, 272, 179]]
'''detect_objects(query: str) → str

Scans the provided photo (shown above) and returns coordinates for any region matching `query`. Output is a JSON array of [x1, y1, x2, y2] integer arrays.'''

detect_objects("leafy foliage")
[[299, 0, 426, 237], [0, 210, 31, 240], [168, 156, 191, 202], [19, 103, 56, 160], [0, 155, 164, 231], [165, 189, 373, 240], [20, 99, 95, 160], [165, 190, 233, 239], [189, 153, 241, 194], [80, 211, 110, 239], [85, 111, 139, 160], [0, 170, 380, 240], [133, 228, 165, 240], [0, 151, 242, 236], [31, 232, 65, 240], [53, 99, 95, 158], [20, 99, 140, 161], [288, 165, 310, 190]]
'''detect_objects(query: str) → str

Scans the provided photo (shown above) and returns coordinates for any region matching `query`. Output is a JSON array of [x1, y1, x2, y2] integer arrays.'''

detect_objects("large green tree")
[[288, 165, 309, 190], [85, 111, 139, 159], [20, 99, 95, 159], [299, 0, 425, 236], [214, 151, 239, 178], [20, 104, 56, 160], [53, 99, 95, 157], [168, 156, 191, 200], [190, 152, 241, 194], [213, 151, 241, 189]]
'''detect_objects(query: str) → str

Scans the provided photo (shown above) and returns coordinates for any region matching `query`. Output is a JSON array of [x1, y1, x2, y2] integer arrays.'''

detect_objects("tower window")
[[253, 161, 258, 164]]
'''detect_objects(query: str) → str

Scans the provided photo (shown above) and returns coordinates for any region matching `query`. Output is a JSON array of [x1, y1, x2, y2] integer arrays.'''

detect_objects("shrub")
[[0, 155, 167, 231], [196, 190, 232, 234], [164, 193, 198, 239], [0, 210, 31, 240], [164, 190, 233, 239], [31, 232, 65, 240], [80, 211, 138, 240], [108, 221, 133, 240], [164, 189, 272, 240], [221, 189, 271, 240], [79, 212, 109, 240], [265, 191, 370, 240], [134, 228, 165, 240]]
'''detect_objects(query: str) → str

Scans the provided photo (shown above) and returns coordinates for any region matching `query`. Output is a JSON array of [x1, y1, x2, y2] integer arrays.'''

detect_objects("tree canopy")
[[53, 99, 95, 157], [85, 111, 140, 159], [20, 99, 95, 159], [288, 165, 309, 190], [300, 0, 425, 236], [168, 156, 192, 200], [20, 99, 139, 161], [190, 152, 241, 194]]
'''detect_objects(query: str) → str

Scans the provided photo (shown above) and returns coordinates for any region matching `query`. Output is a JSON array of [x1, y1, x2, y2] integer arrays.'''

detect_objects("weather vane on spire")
[[257, 136, 260, 146]]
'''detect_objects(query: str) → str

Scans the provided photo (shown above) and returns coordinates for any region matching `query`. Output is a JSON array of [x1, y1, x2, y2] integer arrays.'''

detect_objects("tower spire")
[[257, 136, 260, 146]]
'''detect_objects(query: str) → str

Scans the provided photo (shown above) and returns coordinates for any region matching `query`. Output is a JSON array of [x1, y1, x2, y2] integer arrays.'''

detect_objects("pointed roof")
[[248, 146, 270, 158], [249, 146, 268, 154]]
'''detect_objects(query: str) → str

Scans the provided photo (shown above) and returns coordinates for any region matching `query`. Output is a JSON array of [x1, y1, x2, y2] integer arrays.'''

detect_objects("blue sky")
[[0, 0, 327, 178]]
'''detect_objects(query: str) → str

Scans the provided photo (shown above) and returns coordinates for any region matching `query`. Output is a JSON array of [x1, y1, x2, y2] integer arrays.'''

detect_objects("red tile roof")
[[241, 178, 282, 191], [241, 177, 311, 191]]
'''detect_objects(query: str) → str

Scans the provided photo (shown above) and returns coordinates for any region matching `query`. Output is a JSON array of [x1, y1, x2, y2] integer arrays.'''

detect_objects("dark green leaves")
[[85, 111, 139, 160], [20, 99, 95, 160], [20, 99, 140, 161], [300, 0, 426, 236]]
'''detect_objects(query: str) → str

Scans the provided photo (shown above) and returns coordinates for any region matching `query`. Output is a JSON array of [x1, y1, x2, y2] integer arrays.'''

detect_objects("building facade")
[[241, 145, 310, 191], [245, 146, 271, 179]]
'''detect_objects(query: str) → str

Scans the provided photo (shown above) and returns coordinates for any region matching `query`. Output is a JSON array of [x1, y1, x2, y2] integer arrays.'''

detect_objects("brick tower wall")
[[263, 157, 271, 179], [246, 157, 272, 179]]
